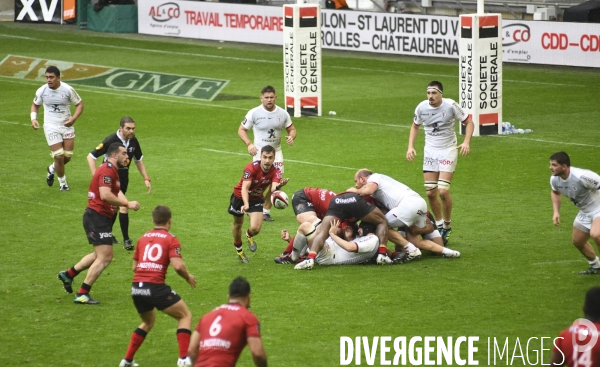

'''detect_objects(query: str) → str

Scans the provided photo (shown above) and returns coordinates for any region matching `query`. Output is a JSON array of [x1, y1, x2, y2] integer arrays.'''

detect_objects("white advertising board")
[[138, 0, 600, 68]]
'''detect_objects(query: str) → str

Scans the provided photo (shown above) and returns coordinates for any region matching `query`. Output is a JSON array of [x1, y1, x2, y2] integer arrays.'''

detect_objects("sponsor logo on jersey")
[[0, 55, 228, 101], [335, 197, 357, 204], [103, 176, 112, 185]]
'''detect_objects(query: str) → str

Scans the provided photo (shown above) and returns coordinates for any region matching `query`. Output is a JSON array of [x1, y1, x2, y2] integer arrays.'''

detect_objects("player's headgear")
[[359, 221, 376, 235], [550, 152, 570, 167], [229, 277, 251, 298], [261, 85, 276, 94], [107, 142, 125, 156], [427, 81, 443, 94], [585, 286, 600, 321], [152, 205, 172, 226], [46, 66, 60, 77], [120, 116, 135, 127], [261, 145, 275, 155]]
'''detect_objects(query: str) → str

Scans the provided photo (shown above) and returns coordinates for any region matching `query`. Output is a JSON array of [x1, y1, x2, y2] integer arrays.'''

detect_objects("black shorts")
[[291, 189, 315, 216], [131, 282, 182, 314], [325, 193, 375, 221], [118, 173, 129, 194], [82, 208, 114, 245], [227, 194, 264, 217]]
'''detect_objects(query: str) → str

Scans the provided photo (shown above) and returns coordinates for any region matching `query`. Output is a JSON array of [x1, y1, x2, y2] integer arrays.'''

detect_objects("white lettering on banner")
[[284, 32, 294, 93], [299, 32, 319, 93], [16, 0, 59, 22]]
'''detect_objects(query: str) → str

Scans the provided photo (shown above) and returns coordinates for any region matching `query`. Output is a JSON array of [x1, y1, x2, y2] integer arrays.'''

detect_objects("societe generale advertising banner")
[[138, 0, 600, 68]]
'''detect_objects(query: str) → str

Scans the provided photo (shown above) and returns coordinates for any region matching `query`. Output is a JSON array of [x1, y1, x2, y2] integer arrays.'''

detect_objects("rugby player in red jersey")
[[119, 205, 196, 367], [188, 277, 267, 367], [57, 142, 140, 304], [550, 286, 600, 366], [228, 145, 288, 263]]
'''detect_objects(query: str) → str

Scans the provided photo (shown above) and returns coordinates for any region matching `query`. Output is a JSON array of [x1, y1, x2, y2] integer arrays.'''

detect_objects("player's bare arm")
[[551, 190, 562, 226], [406, 124, 420, 162], [329, 219, 358, 252], [457, 116, 474, 156], [274, 178, 289, 191], [107, 188, 140, 211], [281, 229, 291, 242], [188, 331, 201, 363], [135, 161, 152, 194], [30, 102, 40, 129], [171, 257, 196, 288], [353, 182, 377, 196], [285, 124, 296, 146], [247, 336, 268, 367], [86, 155, 98, 175], [64, 101, 84, 127], [241, 180, 252, 213], [238, 125, 257, 156]]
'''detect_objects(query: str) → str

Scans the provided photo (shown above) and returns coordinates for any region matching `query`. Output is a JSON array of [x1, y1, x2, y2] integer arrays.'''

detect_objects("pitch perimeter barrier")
[[138, 0, 600, 68]]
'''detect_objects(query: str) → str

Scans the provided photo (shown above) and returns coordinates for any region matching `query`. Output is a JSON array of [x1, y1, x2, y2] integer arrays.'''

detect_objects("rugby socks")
[[234, 241, 243, 252], [124, 328, 148, 361], [58, 176, 67, 186], [66, 266, 80, 279], [435, 219, 444, 228], [263, 209, 271, 215], [378, 245, 387, 255], [443, 220, 452, 230], [176, 329, 192, 359], [404, 242, 418, 253], [588, 257, 600, 269], [284, 239, 294, 254], [308, 251, 316, 260], [77, 282, 92, 296], [119, 212, 130, 241], [48, 164, 55, 174], [441, 248, 454, 256]]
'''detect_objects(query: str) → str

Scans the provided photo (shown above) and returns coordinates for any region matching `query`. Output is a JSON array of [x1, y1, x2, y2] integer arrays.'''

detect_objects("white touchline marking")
[[531, 259, 582, 266], [0, 34, 586, 87], [491, 135, 600, 148], [0, 119, 29, 126], [201, 148, 359, 171], [1, 195, 81, 212]]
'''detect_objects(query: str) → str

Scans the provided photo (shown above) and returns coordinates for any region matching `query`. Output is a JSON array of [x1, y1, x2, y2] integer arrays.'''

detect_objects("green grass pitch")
[[1, 21, 600, 367]]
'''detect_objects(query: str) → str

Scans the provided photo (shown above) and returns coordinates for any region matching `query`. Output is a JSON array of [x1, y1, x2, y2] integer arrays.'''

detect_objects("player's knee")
[[590, 229, 600, 243], [51, 148, 65, 158], [63, 150, 73, 158], [424, 181, 438, 192], [438, 180, 451, 197]]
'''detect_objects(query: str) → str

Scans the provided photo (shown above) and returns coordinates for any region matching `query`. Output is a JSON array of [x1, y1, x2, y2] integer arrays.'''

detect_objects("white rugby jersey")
[[551, 167, 600, 215], [33, 82, 82, 126], [413, 98, 468, 149], [241, 105, 292, 150], [316, 235, 379, 265], [367, 173, 421, 211]]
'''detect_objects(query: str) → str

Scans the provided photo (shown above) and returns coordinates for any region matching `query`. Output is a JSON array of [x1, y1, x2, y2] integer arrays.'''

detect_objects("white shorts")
[[385, 196, 428, 228], [423, 146, 458, 173], [398, 228, 441, 240], [573, 210, 600, 233], [253, 149, 284, 174], [44, 124, 75, 146]]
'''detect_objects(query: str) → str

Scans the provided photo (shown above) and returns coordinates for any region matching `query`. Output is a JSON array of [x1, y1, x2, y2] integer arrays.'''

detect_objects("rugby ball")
[[271, 191, 289, 209]]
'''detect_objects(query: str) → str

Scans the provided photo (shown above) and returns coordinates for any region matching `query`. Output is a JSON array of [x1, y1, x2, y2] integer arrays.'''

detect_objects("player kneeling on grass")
[[119, 205, 196, 367], [389, 211, 460, 263], [280, 219, 381, 266], [228, 145, 288, 263]]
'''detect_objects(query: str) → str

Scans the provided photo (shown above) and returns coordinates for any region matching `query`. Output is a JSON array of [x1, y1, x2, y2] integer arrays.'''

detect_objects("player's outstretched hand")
[[329, 219, 341, 236], [128, 201, 141, 211], [279, 178, 289, 187], [406, 148, 417, 162], [187, 274, 197, 289], [458, 142, 470, 156], [281, 229, 291, 242]]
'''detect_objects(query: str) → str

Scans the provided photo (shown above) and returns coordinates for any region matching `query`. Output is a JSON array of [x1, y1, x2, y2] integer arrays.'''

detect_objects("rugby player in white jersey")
[[238, 85, 296, 222], [348, 169, 460, 261], [550, 152, 600, 275], [285, 219, 380, 266], [406, 81, 473, 244], [31, 66, 84, 191]]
